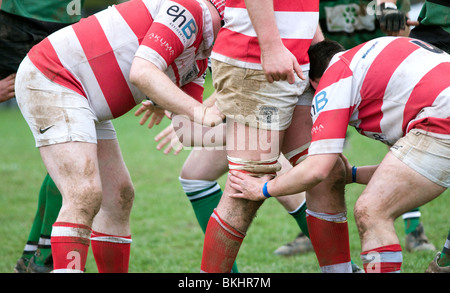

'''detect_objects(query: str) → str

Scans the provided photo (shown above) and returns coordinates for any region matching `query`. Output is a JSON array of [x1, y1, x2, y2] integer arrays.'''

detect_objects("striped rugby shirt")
[[211, 0, 319, 70], [309, 37, 450, 155], [27, 0, 216, 121]]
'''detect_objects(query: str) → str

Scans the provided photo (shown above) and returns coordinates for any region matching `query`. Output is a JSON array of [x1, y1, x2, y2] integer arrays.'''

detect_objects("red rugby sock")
[[201, 209, 245, 273], [51, 222, 91, 273], [306, 210, 351, 273], [91, 230, 132, 273], [361, 244, 402, 273]]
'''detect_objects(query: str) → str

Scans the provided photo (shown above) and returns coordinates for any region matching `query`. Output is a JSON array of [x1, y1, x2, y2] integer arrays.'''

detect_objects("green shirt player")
[[0, 0, 85, 273]]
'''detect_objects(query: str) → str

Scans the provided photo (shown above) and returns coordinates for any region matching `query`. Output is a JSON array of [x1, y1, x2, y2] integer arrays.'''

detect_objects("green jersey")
[[1, 0, 86, 23], [417, 0, 450, 34]]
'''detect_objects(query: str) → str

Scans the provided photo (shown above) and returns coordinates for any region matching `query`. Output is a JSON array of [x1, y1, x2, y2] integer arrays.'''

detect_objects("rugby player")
[[14, 0, 225, 273], [199, 0, 353, 273]]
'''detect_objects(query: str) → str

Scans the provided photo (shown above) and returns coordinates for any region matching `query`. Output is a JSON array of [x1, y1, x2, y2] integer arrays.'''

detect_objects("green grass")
[[0, 87, 448, 273]]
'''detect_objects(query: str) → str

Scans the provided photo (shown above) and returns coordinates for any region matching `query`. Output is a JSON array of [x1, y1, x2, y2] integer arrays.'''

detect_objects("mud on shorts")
[[211, 59, 313, 131], [390, 129, 450, 188], [15, 56, 116, 148]]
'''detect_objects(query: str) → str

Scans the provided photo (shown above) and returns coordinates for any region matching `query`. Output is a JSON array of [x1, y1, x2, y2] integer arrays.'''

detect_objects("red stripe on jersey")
[[213, 28, 311, 65], [115, 0, 153, 42], [314, 61, 353, 93], [28, 39, 86, 98], [213, 28, 260, 64], [226, 0, 318, 11], [72, 16, 135, 118], [311, 108, 352, 142], [284, 38, 312, 65], [181, 82, 204, 103], [141, 22, 186, 67], [313, 42, 364, 92], [404, 62, 450, 135], [358, 38, 419, 133]]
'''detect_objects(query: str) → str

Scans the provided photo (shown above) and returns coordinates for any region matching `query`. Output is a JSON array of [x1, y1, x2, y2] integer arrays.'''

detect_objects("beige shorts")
[[212, 59, 313, 131], [15, 56, 116, 148], [390, 130, 450, 188]]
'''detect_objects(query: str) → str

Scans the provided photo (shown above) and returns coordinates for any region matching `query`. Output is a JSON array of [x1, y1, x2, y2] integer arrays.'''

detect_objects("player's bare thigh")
[[40, 141, 102, 225], [356, 151, 445, 228]]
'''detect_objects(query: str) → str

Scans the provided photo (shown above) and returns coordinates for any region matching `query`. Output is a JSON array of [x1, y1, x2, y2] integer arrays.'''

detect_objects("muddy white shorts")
[[390, 129, 450, 188], [15, 56, 116, 148], [212, 59, 313, 131]]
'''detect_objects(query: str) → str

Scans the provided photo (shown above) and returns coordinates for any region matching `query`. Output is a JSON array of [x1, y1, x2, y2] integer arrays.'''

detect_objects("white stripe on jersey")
[[48, 27, 115, 120], [379, 47, 447, 142], [223, 7, 318, 39], [96, 7, 143, 106]]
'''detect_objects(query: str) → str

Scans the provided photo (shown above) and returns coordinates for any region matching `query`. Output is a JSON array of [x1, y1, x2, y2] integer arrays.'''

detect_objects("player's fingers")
[[229, 182, 244, 193], [229, 170, 247, 180], [148, 114, 158, 128], [293, 62, 305, 81], [156, 136, 171, 151], [265, 73, 274, 83], [134, 105, 146, 116], [155, 126, 172, 141], [140, 110, 152, 125], [155, 114, 164, 125]]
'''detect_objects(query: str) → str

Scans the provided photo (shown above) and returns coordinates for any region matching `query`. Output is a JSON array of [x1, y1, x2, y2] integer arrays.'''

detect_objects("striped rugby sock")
[[51, 222, 91, 273], [306, 209, 352, 273], [361, 244, 402, 273], [201, 209, 245, 273], [91, 230, 132, 273]]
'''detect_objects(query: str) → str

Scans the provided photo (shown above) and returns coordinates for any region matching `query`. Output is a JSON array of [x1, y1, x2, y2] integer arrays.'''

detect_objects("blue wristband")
[[262, 182, 272, 198], [352, 166, 357, 183]]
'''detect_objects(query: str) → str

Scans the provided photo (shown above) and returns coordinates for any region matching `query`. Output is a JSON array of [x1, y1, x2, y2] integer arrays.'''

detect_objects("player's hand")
[[201, 104, 225, 127], [376, 3, 407, 34], [228, 170, 273, 201], [261, 45, 305, 84], [134, 99, 168, 128], [154, 124, 184, 155], [0, 74, 15, 102]]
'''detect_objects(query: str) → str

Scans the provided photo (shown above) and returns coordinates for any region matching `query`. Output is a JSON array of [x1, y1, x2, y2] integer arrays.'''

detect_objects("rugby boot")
[[405, 223, 436, 252], [274, 233, 314, 256], [425, 252, 450, 273]]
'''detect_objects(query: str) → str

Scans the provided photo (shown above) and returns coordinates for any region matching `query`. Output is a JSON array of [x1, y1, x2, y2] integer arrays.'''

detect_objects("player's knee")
[[65, 185, 103, 223], [354, 195, 376, 237], [118, 181, 135, 212], [227, 156, 281, 177]]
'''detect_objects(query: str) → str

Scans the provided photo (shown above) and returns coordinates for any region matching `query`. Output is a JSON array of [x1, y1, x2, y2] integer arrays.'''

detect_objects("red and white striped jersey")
[[309, 37, 450, 155], [211, 0, 319, 70], [27, 0, 215, 121]]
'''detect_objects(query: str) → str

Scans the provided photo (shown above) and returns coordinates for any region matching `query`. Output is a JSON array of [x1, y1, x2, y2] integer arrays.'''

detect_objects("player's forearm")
[[353, 165, 379, 185], [130, 57, 202, 122], [267, 154, 339, 197]]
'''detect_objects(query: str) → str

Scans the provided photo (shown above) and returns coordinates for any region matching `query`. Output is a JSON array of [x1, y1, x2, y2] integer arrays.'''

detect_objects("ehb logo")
[[167, 5, 197, 40], [67, 0, 82, 16]]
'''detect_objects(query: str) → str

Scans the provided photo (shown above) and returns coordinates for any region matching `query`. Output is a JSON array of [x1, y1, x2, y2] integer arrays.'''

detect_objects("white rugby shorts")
[[15, 56, 116, 148]]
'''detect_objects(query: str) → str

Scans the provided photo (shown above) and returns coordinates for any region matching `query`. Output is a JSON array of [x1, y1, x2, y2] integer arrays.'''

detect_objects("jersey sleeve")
[[135, 0, 203, 71], [308, 60, 356, 155]]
